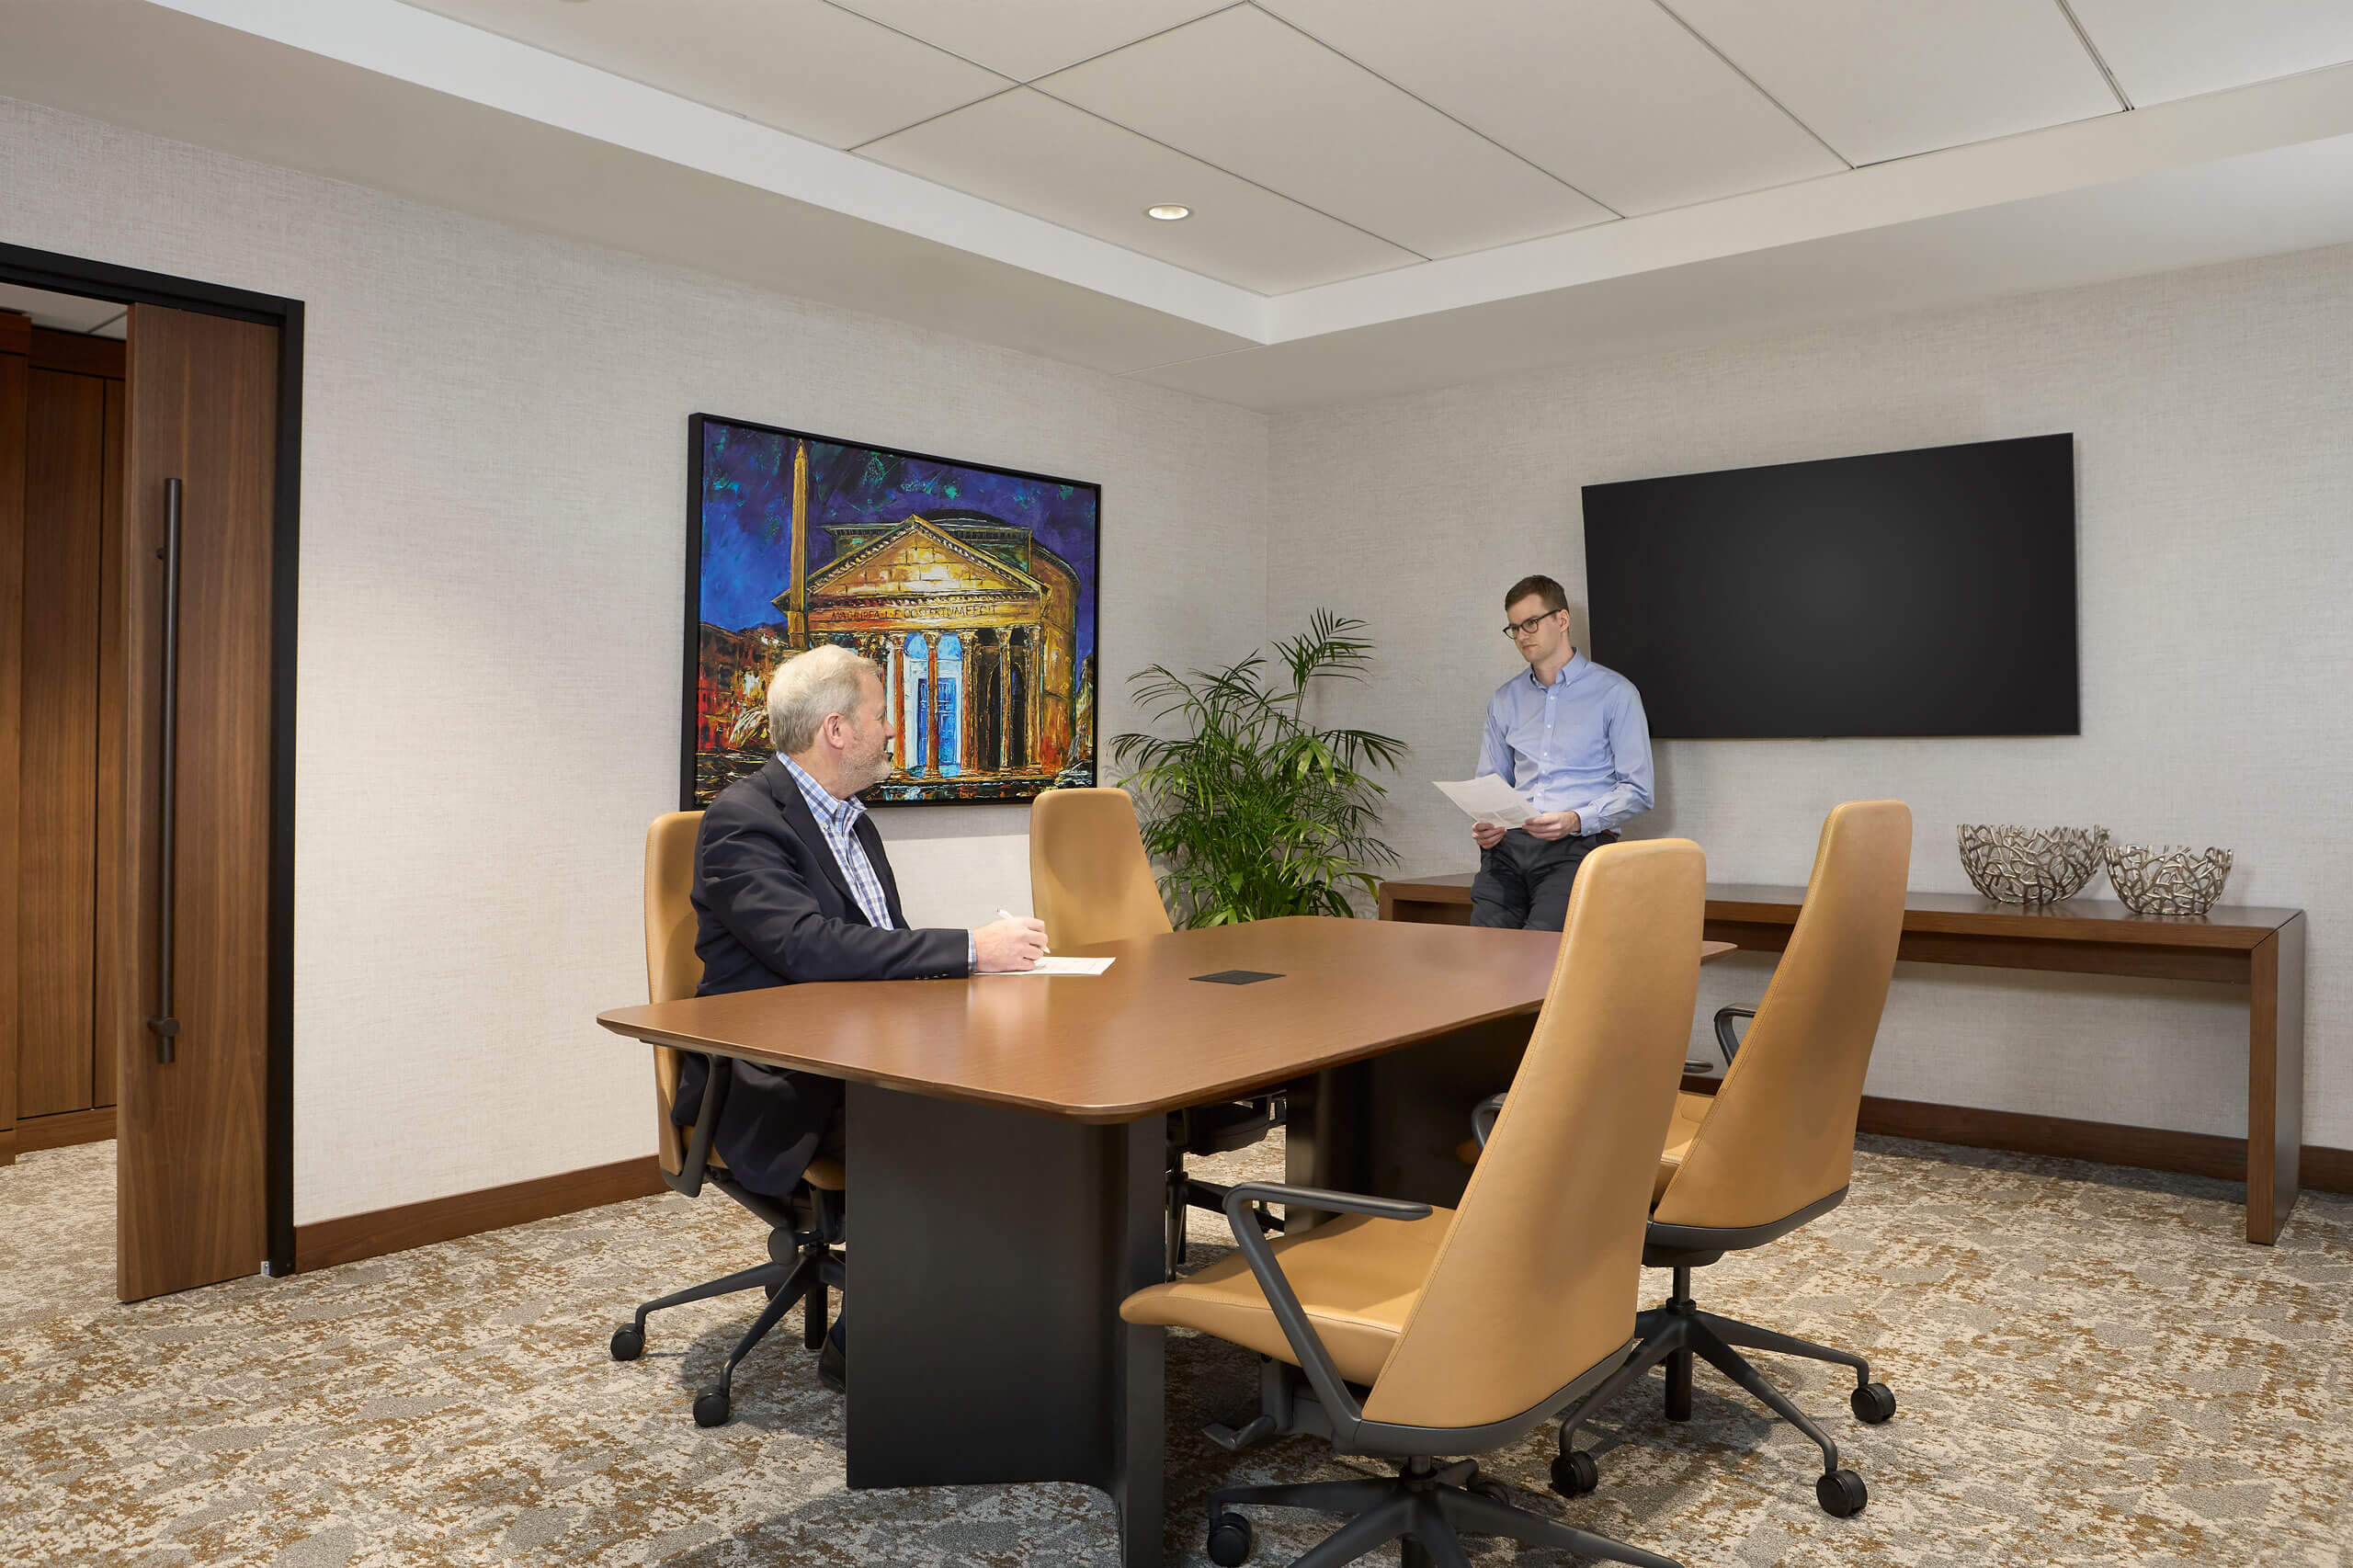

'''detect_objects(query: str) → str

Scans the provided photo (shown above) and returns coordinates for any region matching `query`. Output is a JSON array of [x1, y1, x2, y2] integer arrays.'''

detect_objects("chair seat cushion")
[[803, 1156, 847, 1191], [1652, 1091, 1712, 1203], [1120, 1208, 1455, 1385]]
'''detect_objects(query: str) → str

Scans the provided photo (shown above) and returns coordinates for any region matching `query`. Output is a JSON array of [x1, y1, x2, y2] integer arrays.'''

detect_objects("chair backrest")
[[1652, 800, 1912, 1232], [1027, 787, 1175, 947], [645, 810, 705, 1178], [1362, 838, 1707, 1431]]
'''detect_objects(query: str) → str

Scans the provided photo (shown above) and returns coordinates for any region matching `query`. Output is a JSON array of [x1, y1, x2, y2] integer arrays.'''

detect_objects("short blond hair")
[[767, 643, 881, 755]]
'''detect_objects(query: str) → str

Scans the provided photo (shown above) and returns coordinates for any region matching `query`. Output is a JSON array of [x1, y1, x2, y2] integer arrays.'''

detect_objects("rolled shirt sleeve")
[[1567, 684, 1654, 835]]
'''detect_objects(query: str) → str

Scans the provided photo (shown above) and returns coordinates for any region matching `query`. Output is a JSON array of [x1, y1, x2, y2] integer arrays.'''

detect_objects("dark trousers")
[[1471, 829, 1617, 932]]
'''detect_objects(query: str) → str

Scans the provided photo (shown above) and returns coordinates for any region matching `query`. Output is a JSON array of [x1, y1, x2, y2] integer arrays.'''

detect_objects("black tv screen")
[[1582, 434, 2077, 739]]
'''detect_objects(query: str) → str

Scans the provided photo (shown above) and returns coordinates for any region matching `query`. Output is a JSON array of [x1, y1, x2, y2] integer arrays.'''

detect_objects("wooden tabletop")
[[1384, 873, 2301, 951], [597, 916, 1734, 1124]]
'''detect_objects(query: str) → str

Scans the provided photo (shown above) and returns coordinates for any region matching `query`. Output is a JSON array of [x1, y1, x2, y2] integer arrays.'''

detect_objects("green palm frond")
[[1112, 612, 1407, 928]]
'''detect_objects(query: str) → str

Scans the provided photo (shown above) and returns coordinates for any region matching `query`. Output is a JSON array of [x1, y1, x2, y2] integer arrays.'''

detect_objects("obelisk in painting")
[[782, 438, 809, 649]]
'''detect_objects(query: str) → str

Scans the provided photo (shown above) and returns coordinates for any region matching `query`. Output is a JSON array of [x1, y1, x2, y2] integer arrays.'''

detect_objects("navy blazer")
[[676, 757, 969, 1195]]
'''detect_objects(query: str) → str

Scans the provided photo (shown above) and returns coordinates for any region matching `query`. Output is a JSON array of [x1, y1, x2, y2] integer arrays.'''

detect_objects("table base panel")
[[847, 1084, 1165, 1565]]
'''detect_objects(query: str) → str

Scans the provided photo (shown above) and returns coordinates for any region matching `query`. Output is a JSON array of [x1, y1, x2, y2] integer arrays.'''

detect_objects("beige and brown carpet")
[[3, 1133, 2347, 1567]]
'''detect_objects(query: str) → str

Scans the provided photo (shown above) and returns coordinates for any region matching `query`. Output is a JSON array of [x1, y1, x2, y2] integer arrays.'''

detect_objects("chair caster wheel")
[[1816, 1468, 1868, 1517], [1206, 1511, 1254, 1566], [692, 1389, 732, 1428], [1550, 1449, 1598, 1498], [1470, 1476, 1510, 1505], [1850, 1381, 1895, 1424], [608, 1326, 644, 1362]]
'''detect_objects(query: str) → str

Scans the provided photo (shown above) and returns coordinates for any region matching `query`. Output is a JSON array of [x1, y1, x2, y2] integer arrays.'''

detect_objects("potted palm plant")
[[1112, 610, 1408, 926]]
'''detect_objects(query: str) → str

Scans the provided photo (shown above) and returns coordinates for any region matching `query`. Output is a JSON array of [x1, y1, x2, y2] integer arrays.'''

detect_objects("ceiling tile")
[[398, 0, 1009, 149], [0, 282, 126, 335], [1036, 6, 1611, 257], [2066, 0, 2353, 107], [1666, 0, 2120, 165], [1261, 0, 1847, 214], [829, 0, 1232, 82], [861, 89, 1416, 293]]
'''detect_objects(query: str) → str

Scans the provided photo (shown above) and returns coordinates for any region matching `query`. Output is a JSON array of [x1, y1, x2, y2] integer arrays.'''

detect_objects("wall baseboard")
[[294, 1155, 667, 1273], [1680, 1074, 2353, 1196], [14, 1105, 116, 1153]]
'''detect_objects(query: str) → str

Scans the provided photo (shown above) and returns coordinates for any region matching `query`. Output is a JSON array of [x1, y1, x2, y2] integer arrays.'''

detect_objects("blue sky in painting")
[[699, 421, 1098, 670]]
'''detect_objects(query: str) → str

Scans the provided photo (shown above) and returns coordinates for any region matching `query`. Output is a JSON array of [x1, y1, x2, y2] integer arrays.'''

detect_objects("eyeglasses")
[[1501, 609, 1563, 640]]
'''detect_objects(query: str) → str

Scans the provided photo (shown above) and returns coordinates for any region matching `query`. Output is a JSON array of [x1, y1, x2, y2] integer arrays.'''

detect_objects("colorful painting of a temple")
[[688, 417, 1098, 805]]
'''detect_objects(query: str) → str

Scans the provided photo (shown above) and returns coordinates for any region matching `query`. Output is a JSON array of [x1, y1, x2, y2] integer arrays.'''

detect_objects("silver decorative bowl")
[[2104, 843, 2233, 916], [1956, 824, 2109, 903]]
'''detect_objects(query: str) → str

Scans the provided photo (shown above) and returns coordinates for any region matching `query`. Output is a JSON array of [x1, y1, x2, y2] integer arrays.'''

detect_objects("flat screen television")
[[1581, 434, 2077, 739]]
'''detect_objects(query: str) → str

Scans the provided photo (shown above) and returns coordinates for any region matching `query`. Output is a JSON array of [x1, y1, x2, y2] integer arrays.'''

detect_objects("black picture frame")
[[684, 414, 1103, 809]]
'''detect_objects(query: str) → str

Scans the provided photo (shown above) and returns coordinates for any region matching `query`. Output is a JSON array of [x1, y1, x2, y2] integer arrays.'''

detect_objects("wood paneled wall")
[[7, 322, 124, 1143], [0, 312, 26, 1165]]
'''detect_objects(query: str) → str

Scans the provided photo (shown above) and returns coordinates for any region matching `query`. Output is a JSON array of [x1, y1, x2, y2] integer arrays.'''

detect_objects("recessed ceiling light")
[[1145, 205, 1191, 222]]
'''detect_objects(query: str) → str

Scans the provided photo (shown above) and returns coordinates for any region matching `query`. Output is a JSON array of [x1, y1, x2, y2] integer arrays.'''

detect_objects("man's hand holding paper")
[[1435, 775, 1536, 827]]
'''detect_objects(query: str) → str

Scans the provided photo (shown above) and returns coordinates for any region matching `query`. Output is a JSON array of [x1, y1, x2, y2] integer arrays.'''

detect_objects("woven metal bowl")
[[1956, 824, 2109, 903], [2104, 843, 2233, 916]]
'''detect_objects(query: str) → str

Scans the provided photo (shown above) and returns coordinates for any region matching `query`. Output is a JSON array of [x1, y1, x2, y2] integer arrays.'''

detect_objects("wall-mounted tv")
[[1582, 434, 2077, 739]]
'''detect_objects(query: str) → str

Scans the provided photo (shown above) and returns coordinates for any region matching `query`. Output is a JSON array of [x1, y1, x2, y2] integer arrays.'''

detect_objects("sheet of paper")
[[995, 955, 1116, 976], [1434, 776, 1535, 826]]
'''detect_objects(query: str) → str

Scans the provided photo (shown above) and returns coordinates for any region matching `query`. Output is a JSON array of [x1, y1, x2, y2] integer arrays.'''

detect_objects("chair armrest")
[[1220, 1182, 1433, 1438], [1712, 1006, 1756, 1067], [675, 1051, 734, 1199], [1471, 1092, 1506, 1150]]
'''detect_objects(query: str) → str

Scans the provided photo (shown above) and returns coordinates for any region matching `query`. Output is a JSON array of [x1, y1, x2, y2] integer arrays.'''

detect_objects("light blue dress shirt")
[[778, 753, 975, 972], [1474, 651, 1655, 835]]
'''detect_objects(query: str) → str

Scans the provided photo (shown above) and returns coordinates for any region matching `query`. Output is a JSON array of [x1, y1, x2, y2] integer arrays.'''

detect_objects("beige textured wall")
[[1268, 244, 2353, 1151], [0, 95, 1271, 1225]]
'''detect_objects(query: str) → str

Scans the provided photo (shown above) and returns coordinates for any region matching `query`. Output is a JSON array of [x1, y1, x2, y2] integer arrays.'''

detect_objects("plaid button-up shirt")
[[779, 752, 893, 930], [778, 754, 978, 973]]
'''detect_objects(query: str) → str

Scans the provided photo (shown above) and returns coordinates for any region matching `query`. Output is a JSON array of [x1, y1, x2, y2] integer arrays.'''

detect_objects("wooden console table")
[[1380, 873, 2308, 1244]]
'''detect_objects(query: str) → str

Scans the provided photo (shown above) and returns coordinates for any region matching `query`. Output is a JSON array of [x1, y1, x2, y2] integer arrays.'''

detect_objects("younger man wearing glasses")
[[1471, 574, 1655, 931]]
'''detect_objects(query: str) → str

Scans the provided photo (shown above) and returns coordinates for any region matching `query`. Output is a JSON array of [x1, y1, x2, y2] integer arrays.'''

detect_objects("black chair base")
[[1208, 1457, 1681, 1568], [610, 1177, 844, 1426], [1165, 1096, 1286, 1275], [1555, 1265, 1890, 1517]]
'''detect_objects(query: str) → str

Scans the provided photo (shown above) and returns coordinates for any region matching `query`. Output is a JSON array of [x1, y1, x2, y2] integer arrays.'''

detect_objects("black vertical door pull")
[[146, 477, 184, 1066]]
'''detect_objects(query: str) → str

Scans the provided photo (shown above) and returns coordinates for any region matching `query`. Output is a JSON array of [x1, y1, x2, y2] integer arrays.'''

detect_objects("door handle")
[[145, 477, 184, 1066]]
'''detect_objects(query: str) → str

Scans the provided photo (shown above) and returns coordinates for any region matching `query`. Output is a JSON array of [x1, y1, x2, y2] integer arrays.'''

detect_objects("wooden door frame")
[[0, 242, 301, 1276]]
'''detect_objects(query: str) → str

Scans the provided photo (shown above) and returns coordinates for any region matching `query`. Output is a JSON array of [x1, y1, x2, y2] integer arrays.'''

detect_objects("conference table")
[[597, 915, 1732, 1567]]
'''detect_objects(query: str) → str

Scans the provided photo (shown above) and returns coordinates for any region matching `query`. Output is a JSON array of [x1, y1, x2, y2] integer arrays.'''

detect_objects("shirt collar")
[[779, 752, 867, 827], [1526, 648, 1589, 691]]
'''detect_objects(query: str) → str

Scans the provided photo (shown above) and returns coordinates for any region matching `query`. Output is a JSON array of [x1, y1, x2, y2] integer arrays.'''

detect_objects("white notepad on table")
[[996, 956, 1115, 976]]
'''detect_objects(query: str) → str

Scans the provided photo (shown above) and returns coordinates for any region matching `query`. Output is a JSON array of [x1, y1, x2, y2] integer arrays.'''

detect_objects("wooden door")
[[116, 306, 277, 1301], [0, 314, 24, 1166]]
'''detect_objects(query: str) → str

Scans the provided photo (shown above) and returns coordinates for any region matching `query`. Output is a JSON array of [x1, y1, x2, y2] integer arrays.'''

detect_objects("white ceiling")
[[1661, 0, 2123, 165], [6, 0, 2353, 409], [385, 0, 2353, 290], [0, 282, 130, 338], [1255, 0, 1849, 218], [2065, 0, 2353, 107], [385, 0, 2353, 292]]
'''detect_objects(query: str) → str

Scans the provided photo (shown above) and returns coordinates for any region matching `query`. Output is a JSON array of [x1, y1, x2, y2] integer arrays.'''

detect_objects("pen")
[[998, 909, 1050, 954]]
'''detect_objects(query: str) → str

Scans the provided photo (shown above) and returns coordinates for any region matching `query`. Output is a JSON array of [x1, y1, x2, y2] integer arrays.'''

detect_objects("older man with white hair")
[[673, 644, 1047, 1385]]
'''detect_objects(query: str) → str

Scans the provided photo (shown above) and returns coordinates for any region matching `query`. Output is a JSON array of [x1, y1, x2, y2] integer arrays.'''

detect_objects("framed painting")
[[685, 415, 1101, 807]]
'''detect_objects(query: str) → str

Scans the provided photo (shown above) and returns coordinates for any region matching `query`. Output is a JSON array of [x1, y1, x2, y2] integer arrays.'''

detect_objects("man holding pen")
[[1470, 574, 1655, 932], [678, 644, 1047, 1388]]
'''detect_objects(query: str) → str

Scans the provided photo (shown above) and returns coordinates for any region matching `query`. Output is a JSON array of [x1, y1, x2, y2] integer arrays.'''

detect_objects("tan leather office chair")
[[1029, 787, 1283, 1275], [1123, 839, 1707, 1568], [608, 810, 846, 1426], [1528, 800, 1912, 1519]]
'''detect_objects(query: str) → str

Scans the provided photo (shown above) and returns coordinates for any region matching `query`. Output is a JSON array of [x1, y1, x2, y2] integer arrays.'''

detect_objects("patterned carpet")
[[3, 1133, 2347, 1568]]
